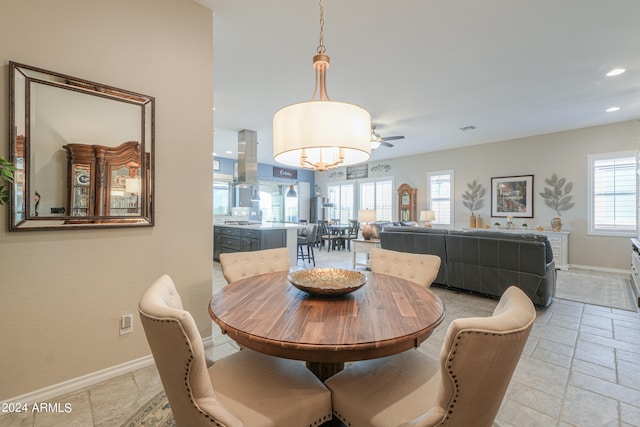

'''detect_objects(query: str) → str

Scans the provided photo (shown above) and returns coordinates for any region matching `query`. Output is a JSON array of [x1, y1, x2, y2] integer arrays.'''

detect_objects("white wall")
[[316, 120, 640, 271], [0, 0, 214, 400]]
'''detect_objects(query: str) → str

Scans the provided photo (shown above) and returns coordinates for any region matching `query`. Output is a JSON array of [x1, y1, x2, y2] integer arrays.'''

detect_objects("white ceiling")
[[209, 0, 640, 165]]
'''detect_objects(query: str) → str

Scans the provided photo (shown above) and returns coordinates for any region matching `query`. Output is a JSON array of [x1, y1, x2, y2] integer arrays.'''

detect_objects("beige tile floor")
[[2, 247, 639, 427]]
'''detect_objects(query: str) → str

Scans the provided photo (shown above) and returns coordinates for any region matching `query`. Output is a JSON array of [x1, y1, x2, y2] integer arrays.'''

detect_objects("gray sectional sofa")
[[379, 227, 556, 307]]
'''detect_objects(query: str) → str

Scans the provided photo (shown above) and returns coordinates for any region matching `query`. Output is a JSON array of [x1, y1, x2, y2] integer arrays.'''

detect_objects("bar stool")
[[297, 224, 317, 266]]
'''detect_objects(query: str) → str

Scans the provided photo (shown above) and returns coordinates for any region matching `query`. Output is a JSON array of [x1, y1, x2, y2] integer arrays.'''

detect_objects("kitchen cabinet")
[[213, 225, 286, 261]]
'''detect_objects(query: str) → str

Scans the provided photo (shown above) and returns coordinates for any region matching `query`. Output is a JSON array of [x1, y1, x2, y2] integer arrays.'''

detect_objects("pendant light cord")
[[317, 0, 326, 54]]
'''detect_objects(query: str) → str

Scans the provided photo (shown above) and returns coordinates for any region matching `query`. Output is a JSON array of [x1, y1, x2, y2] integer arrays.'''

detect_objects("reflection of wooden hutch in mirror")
[[63, 141, 148, 217], [397, 183, 417, 221], [14, 135, 25, 220]]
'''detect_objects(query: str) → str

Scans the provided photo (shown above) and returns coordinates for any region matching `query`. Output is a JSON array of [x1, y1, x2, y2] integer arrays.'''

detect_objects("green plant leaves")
[[0, 155, 17, 205]]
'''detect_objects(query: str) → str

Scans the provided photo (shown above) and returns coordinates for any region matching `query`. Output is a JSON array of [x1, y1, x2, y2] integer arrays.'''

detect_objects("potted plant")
[[461, 180, 485, 228], [0, 155, 17, 205], [539, 173, 574, 231], [494, 222, 501, 228], [521, 223, 528, 229]]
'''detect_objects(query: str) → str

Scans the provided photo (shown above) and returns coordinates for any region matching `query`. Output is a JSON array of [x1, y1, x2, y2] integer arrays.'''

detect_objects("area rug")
[[555, 269, 638, 312], [122, 391, 174, 427]]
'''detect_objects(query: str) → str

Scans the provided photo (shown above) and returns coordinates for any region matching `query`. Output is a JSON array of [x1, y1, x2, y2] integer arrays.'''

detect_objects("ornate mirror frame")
[[9, 62, 155, 230]]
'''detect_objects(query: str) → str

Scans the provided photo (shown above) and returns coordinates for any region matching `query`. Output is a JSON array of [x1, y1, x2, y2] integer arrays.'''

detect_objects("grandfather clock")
[[397, 183, 417, 221]]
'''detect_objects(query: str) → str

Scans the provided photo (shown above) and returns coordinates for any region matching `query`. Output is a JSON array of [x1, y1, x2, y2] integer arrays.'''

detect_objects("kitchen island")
[[213, 222, 300, 266]]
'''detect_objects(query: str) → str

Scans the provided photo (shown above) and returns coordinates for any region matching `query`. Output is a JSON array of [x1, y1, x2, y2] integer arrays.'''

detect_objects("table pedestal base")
[[306, 361, 345, 382]]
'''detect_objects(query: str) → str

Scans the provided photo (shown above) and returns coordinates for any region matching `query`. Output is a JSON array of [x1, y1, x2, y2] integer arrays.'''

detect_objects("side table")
[[352, 239, 381, 269]]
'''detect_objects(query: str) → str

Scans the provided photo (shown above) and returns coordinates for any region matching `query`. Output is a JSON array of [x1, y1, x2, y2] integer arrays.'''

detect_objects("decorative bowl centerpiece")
[[288, 268, 367, 296]]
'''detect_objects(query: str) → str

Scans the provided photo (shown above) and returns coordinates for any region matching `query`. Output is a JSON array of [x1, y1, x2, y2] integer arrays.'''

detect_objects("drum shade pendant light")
[[273, 0, 371, 172]]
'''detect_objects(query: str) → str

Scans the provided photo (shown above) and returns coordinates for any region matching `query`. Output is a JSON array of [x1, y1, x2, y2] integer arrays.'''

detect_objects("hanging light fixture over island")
[[273, 0, 371, 172]]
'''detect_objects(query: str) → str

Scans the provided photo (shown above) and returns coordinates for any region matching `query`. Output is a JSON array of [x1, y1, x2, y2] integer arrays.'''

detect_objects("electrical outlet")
[[119, 314, 133, 335]]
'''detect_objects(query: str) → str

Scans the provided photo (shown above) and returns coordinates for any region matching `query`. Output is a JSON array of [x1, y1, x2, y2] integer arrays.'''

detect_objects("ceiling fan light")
[[606, 68, 626, 77]]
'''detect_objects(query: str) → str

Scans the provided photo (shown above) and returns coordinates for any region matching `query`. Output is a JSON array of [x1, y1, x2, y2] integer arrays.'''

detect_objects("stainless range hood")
[[235, 129, 258, 187]]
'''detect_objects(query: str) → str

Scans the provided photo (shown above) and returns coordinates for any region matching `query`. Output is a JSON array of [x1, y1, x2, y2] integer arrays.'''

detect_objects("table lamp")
[[125, 177, 142, 211], [358, 209, 377, 240], [420, 210, 436, 227]]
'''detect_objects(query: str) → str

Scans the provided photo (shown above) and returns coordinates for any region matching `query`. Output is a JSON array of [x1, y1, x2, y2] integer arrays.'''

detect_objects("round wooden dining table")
[[209, 270, 445, 381]]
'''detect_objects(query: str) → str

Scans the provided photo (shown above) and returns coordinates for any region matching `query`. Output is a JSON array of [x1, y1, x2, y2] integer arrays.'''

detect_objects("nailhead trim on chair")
[[308, 414, 332, 426], [140, 313, 225, 426], [332, 410, 351, 426], [441, 329, 524, 425], [143, 313, 332, 426]]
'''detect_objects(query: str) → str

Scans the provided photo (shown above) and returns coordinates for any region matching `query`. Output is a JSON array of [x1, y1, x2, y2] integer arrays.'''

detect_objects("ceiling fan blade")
[[380, 141, 394, 147], [381, 135, 405, 141]]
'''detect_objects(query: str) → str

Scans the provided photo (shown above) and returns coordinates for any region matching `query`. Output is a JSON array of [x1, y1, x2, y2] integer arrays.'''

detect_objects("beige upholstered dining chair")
[[219, 247, 290, 283], [139, 274, 332, 427], [325, 286, 536, 427], [369, 247, 441, 288]]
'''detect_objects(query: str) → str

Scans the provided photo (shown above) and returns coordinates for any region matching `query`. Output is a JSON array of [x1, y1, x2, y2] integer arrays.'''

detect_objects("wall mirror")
[[9, 62, 154, 230]]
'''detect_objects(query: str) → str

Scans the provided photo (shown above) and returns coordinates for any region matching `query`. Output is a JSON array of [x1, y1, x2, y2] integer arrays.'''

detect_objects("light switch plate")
[[119, 314, 133, 335]]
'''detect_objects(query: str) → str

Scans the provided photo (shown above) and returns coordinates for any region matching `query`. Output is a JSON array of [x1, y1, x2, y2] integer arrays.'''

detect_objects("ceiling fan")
[[370, 126, 405, 149]]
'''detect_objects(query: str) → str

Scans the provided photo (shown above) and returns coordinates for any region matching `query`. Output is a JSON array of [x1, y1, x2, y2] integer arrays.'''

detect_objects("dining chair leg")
[[307, 244, 315, 266]]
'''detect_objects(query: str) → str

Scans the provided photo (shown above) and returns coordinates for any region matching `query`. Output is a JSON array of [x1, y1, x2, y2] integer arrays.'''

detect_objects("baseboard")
[[569, 264, 631, 275], [1, 335, 215, 406]]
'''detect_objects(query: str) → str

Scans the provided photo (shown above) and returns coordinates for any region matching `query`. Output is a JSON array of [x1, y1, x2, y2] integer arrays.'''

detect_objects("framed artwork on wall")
[[491, 175, 534, 218], [213, 159, 220, 171], [347, 164, 368, 180]]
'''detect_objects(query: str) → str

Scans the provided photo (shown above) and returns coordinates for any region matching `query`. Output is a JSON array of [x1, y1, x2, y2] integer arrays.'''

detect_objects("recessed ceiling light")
[[606, 68, 626, 77], [606, 106, 620, 112], [213, 152, 218, 156], [225, 150, 233, 154]]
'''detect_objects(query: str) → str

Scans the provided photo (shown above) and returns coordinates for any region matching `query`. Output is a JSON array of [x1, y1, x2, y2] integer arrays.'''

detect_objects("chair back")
[[318, 220, 331, 237], [348, 220, 359, 238], [369, 247, 441, 288], [423, 286, 536, 427], [219, 247, 290, 283], [304, 223, 318, 244], [138, 275, 242, 427]]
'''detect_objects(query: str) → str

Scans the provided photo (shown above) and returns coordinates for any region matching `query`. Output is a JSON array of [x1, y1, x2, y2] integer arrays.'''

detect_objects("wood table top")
[[209, 271, 445, 363]]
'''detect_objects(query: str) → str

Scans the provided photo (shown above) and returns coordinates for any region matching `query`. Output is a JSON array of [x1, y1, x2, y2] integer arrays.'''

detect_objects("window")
[[588, 152, 637, 236], [328, 183, 354, 224], [427, 169, 454, 226], [213, 180, 231, 215], [258, 182, 299, 223], [359, 179, 393, 221]]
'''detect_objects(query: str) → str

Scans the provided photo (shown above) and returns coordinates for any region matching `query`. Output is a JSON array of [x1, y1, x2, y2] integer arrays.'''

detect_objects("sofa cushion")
[[447, 230, 553, 263], [370, 222, 396, 239], [445, 230, 554, 306], [380, 227, 555, 307]]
